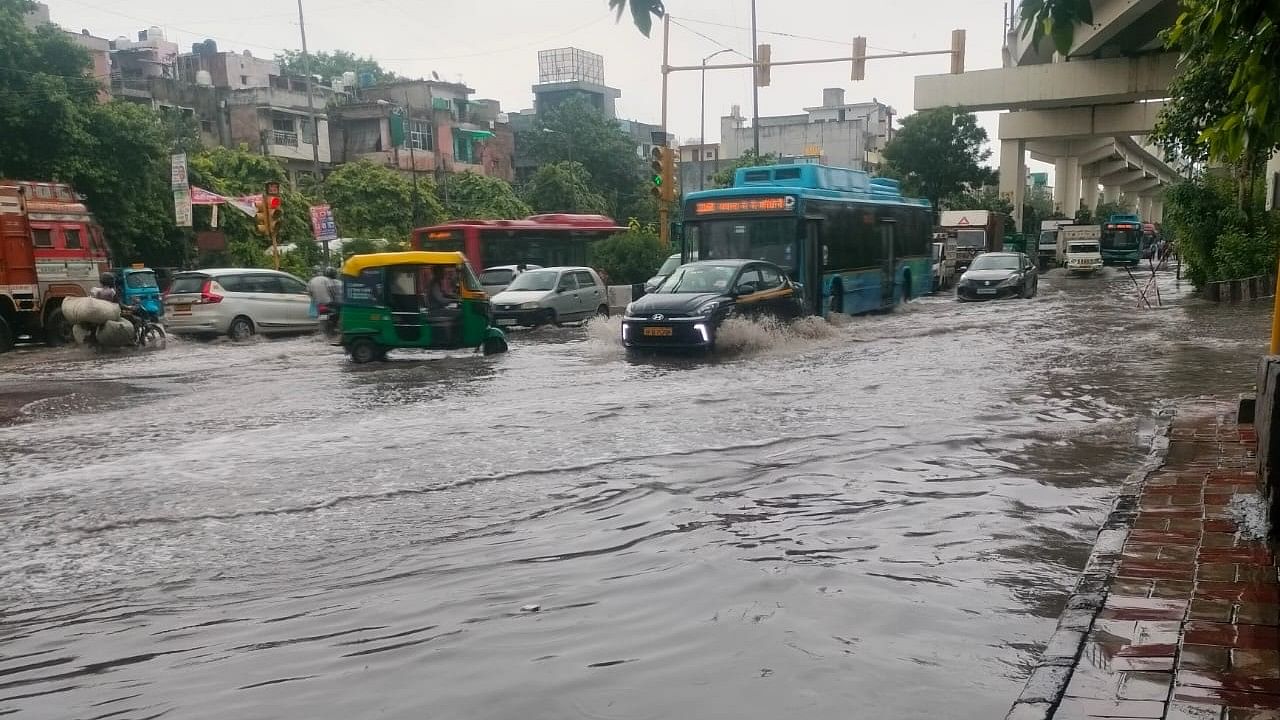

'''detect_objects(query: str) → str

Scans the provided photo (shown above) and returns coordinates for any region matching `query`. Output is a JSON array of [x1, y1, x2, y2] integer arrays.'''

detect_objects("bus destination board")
[[693, 196, 796, 216]]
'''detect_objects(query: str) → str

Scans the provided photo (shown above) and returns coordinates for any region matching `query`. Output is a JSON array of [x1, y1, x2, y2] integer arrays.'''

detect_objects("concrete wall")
[[720, 116, 868, 169], [1253, 357, 1280, 536]]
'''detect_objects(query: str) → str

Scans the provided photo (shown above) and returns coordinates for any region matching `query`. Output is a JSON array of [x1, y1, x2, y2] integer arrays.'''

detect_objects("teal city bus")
[[1101, 213, 1143, 266], [681, 164, 933, 316]]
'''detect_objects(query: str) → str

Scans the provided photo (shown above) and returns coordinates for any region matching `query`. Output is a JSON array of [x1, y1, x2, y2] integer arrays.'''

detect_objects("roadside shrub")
[[588, 226, 667, 285], [1212, 226, 1277, 281]]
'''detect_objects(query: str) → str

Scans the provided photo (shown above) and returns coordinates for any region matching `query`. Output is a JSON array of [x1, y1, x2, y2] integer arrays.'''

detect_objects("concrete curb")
[[1003, 414, 1174, 720]]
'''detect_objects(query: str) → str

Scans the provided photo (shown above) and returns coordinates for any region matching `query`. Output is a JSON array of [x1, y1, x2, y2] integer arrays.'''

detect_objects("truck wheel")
[[0, 316, 12, 353], [44, 308, 72, 347]]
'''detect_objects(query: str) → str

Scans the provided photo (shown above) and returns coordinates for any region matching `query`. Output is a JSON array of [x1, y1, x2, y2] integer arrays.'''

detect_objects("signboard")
[[692, 196, 795, 215], [309, 204, 338, 242], [190, 186, 225, 205], [170, 153, 188, 190], [173, 188, 192, 227]]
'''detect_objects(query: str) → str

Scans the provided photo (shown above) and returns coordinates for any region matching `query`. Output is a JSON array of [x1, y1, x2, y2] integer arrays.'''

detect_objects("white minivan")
[[163, 268, 315, 339]]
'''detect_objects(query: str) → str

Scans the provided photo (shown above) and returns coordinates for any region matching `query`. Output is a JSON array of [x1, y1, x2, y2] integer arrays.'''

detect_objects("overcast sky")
[[48, 0, 1046, 173]]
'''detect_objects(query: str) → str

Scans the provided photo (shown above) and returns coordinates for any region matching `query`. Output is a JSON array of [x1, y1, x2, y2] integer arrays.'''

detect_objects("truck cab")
[[938, 210, 1007, 273], [1060, 225, 1104, 275]]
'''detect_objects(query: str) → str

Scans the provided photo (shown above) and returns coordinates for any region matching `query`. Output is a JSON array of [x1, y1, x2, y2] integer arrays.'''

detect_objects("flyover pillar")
[[1082, 175, 1100, 216], [1150, 198, 1164, 224], [1000, 139, 1027, 232], [1139, 196, 1154, 221], [1055, 157, 1070, 214], [1065, 157, 1081, 217], [1103, 185, 1121, 204]]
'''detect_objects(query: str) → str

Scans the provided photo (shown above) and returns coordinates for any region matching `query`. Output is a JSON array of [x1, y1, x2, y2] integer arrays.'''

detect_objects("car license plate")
[[172, 303, 192, 314], [976, 288, 998, 295], [496, 318, 516, 327], [643, 326, 673, 337]]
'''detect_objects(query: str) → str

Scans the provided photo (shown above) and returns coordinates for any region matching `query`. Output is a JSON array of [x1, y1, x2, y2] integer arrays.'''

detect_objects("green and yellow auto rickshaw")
[[339, 251, 508, 363]]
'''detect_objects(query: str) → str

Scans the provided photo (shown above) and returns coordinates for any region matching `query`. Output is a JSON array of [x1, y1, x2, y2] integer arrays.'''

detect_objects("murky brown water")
[[0, 268, 1268, 719]]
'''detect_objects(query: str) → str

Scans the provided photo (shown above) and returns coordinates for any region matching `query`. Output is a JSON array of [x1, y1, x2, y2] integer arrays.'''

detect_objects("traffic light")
[[851, 36, 867, 81], [755, 43, 771, 87], [950, 29, 966, 74], [650, 146, 665, 200], [254, 198, 271, 237], [263, 181, 283, 240]]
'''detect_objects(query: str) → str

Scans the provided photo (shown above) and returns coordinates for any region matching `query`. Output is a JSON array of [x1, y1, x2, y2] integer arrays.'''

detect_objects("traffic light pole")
[[658, 13, 671, 248]]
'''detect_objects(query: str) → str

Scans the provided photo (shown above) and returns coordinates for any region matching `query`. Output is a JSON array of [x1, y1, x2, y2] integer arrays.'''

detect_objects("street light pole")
[[750, 0, 760, 156], [701, 49, 732, 191], [404, 92, 422, 226], [296, 0, 322, 183]]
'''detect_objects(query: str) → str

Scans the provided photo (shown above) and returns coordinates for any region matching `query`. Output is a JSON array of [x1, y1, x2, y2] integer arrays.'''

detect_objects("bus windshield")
[[685, 218, 797, 271], [1104, 229, 1139, 248], [654, 264, 738, 294]]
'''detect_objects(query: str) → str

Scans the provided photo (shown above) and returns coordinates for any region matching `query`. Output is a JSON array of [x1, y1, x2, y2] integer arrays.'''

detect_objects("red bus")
[[412, 214, 626, 271]]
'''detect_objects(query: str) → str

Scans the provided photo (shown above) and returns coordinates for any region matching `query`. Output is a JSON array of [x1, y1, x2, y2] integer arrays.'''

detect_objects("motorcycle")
[[317, 303, 340, 340], [128, 306, 167, 349]]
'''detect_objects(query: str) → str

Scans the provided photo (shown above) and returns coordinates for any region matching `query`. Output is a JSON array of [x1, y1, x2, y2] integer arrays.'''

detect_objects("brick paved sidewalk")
[[1010, 399, 1280, 720]]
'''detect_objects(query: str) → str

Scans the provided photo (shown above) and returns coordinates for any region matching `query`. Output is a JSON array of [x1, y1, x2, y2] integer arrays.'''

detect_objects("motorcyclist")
[[87, 273, 145, 344], [310, 267, 342, 334]]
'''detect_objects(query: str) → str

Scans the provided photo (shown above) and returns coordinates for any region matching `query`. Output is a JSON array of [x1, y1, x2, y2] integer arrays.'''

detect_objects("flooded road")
[[0, 269, 1268, 719]]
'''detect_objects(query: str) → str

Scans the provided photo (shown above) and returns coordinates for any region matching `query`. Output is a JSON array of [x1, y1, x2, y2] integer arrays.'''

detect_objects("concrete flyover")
[[915, 0, 1183, 230]]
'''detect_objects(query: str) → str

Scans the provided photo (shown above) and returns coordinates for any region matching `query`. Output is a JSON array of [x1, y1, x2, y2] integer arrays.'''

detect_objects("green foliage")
[[943, 185, 1011, 215], [882, 108, 992, 211], [608, 0, 664, 36], [1165, 0, 1280, 164], [587, 225, 666, 285], [517, 95, 646, 222], [710, 150, 780, 189], [523, 161, 610, 214], [276, 49, 399, 85], [1162, 174, 1259, 286], [320, 160, 443, 240], [1212, 225, 1277, 282], [438, 171, 530, 219], [1017, 0, 1093, 55], [1151, 46, 1239, 168], [188, 146, 314, 266]]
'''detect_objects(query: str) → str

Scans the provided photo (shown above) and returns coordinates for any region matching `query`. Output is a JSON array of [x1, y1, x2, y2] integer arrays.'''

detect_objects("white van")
[[1066, 241, 1103, 275]]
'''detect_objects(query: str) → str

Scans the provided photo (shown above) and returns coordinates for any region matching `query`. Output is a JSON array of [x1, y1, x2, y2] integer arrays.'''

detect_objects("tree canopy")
[[881, 108, 992, 211], [518, 95, 647, 222], [608, 0, 664, 36], [523, 161, 610, 215], [710, 150, 779, 189], [437, 172, 530, 220], [321, 160, 443, 240], [276, 49, 399, 85]]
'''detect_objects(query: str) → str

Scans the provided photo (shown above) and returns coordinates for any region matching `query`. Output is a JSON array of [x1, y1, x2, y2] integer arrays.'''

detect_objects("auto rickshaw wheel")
[[482, 336, 508, 355], [348, 337, 380, 364]]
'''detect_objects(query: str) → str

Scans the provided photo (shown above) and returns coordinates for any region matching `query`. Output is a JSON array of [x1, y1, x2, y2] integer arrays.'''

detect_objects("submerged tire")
[[596, 304, 609, 318], [348, 338, 379, 364], [828, 283, 844, 315], [228, 316, 255, 341], [483, 336, 508, 355], [0, 316, 12, 353], [45, 308, 71, 347]]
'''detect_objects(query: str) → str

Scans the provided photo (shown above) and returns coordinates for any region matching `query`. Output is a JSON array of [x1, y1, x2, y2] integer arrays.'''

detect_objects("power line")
[[667, 19, 752, 61], [672, 15, 910, 54]]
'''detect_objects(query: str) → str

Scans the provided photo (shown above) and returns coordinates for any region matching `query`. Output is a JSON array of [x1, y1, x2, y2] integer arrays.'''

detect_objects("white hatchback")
[[163, 268, 315, 339]]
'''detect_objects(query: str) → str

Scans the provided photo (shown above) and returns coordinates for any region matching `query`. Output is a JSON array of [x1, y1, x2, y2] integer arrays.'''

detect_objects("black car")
[[622, 260, 803, 351], [955, 252, 1038, 301]]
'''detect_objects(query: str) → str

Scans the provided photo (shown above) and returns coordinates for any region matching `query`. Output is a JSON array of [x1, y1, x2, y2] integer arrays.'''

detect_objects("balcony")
[[272, 129, 299, 147]]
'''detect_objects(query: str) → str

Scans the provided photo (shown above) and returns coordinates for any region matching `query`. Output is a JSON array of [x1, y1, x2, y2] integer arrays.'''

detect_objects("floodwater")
[[0, 268, 1268, 719]]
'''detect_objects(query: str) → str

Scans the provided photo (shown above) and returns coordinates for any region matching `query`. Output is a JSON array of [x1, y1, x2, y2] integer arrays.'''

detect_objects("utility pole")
[[750, 0, 760, 156], [296, 0, 322, 182], [658, 12, 671, 247], [405, 91, 422, 226]]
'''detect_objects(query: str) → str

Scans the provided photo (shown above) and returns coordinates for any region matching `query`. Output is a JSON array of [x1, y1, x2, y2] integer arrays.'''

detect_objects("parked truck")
[[1038, 219, 1074, 269], [938, 210, 1007, 272], [0, 180, 111, 351]]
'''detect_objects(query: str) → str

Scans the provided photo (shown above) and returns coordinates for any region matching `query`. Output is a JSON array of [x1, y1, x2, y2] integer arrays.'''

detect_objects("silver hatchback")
[[490, 267, 608, 327], [163, 268, 314, 339]]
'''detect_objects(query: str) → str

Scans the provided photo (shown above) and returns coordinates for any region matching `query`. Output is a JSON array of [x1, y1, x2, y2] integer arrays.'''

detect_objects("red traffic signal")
[[267, 196, 281, 209]]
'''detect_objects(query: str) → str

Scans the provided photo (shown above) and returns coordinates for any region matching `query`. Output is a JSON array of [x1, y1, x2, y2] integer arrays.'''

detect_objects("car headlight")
[[520, 302, 540, 310], [998, 276, 1021, 287], [694, 301, 720, 317]]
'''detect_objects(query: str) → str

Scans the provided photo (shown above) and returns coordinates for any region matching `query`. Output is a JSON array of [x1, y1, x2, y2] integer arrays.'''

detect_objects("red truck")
[[0, 180, 111, 351]]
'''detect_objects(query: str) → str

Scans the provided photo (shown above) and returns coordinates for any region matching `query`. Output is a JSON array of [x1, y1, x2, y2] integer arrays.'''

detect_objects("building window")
[[705, 151, 714, 159], [63, 228, 82, 249], [32, 228, 52, 247], [453, 130, 476, 164], [409, 120, 433, 151], [299, 117, 316, 145], [272, 114, 298, 146], [201, 119, 213, 133], [240, 74, 248, 85]]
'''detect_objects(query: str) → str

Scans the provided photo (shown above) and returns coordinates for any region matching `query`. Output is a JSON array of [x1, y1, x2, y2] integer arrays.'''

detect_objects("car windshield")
[[969, 255, 1020, 271], [655, 264, 738, 294], [480, 268, 513, 285], [125, 271, 158, 289], [656, 255, 682, 277], [1069, 244, 1099, 254], [506, 269, 559, 292]]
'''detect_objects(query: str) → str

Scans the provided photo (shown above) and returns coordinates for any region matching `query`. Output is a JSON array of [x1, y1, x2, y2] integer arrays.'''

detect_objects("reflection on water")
[[0, 270, 1268, 719]]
